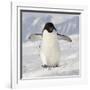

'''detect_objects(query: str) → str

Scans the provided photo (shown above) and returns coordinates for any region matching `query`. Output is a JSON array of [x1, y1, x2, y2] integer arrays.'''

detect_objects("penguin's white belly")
[[40, 30, 60, 66]]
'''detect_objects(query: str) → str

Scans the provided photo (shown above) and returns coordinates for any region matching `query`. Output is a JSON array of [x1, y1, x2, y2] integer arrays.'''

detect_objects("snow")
[[22, 34, 80, 79]]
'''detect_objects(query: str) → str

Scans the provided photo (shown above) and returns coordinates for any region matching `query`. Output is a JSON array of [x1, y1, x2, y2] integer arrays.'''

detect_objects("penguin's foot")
[[55, 64, 59, 67], [52, 65, 59, 68], [41, 65, 48, 68], [41, 64, 59, 68]]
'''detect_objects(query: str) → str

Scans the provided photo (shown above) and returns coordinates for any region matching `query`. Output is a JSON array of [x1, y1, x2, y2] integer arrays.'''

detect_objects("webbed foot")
[[41, 64, 48, 68], [41, 64, 59, 68]]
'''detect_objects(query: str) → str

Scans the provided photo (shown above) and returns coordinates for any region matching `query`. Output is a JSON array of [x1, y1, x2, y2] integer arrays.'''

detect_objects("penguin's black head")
[[43, 22, 56, 33]]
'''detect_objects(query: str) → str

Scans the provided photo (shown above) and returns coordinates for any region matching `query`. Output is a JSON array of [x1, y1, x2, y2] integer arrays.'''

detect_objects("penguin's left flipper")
[[57, 33, 72, 42], [28, 33, 42, 41]]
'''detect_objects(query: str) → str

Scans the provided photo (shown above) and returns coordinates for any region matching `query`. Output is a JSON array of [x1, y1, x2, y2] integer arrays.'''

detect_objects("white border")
[[11, 1, 88, 89]]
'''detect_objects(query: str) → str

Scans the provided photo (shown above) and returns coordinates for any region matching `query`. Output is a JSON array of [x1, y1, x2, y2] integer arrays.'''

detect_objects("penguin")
[[29, 22, 72, 68]]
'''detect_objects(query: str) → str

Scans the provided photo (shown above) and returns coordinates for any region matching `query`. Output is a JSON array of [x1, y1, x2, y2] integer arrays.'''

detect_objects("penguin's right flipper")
[[28, 33, 42, 41]]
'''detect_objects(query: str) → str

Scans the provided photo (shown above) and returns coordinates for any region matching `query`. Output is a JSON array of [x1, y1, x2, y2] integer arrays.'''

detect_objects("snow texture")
[[22, 34, 79, 79], [22, 12, 80, 79]]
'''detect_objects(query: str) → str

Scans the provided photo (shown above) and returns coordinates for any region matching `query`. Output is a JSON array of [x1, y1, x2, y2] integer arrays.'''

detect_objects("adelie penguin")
[[29, 22, 72, 68]]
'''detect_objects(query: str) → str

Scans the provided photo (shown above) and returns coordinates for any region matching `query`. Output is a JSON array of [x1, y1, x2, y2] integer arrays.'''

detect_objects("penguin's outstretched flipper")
[[28, 33, 42, 41], [57, 33, 72, 42]]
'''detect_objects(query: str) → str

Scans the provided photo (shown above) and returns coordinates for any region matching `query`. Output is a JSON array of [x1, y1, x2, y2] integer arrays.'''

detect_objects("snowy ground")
[[22, 34, 80, 79]]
